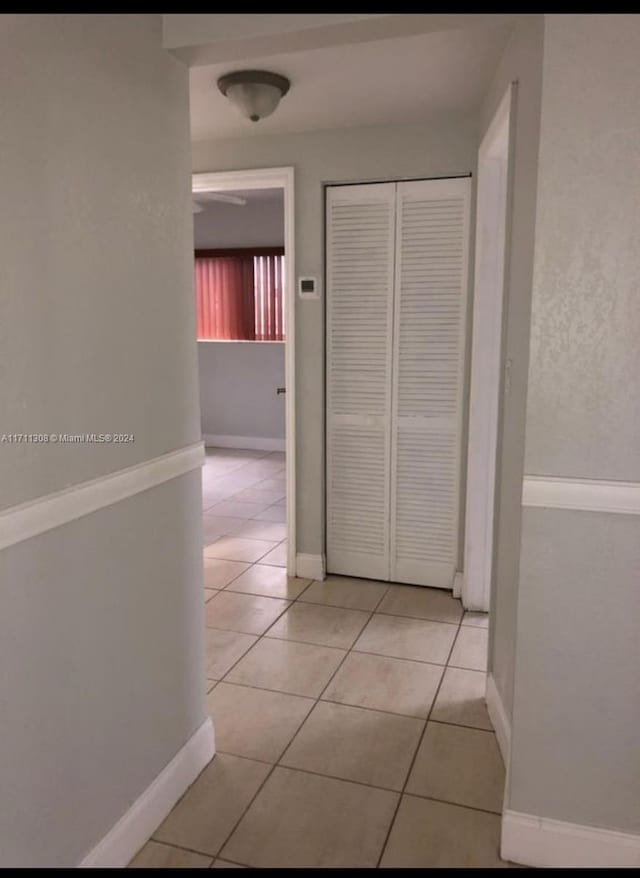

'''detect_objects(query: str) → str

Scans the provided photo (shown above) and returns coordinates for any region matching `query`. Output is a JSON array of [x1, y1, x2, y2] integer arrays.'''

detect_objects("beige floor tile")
[[354, 614, 457, 665], [462, 611, 490, 628], [226, 638, 346, 697], [203, 558, 250, 590], [449, 626, 489, 671], [378, 584, 463, 624], [300, 576, 389, 611], [255, 477, 286, 492], [233, 520, 287, 542], [208, 683, 314, 762], [205, 591, 290, 635], [206, 679, 217, 693], [323, 651, 443, 718], [204, 536, 278, 563], [226, 565, 311, 600], [202, 515, 247, 546], [281, 701, 423, 791], [431, 667, 493, 730], [259, 541, 288, 567], [406, 722, 504, 813], [129, 840, 212, 868], [154, 754, 270, 857], [266, 602, 370, 649], [232, 486, 285, 504], [207, 499, 272, 519], [204, 628, 258, 680], [380, 795, 508, 868], [211, 861, 246, 868], [220, 767, 398, 868], [204, 588, 218, 603], [253, 504, 286, 523]]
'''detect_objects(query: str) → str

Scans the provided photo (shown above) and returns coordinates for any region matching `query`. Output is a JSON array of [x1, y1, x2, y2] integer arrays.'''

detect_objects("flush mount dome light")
[[217, 70, 290, 122]]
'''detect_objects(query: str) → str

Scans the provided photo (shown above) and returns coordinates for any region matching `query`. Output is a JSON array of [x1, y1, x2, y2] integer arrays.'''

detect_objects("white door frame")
[[192, 167, 296, 575], [461, 84, 515, 611]]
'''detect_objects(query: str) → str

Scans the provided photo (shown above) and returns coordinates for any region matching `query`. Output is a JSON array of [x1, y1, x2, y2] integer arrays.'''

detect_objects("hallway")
[[131, 448, 505, 868]]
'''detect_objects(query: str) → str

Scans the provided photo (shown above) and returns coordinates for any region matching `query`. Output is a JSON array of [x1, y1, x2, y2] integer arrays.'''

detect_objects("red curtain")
[[195, 256, 255, 340], [254, 255, 285, 341], [195, 252, 285, 341]]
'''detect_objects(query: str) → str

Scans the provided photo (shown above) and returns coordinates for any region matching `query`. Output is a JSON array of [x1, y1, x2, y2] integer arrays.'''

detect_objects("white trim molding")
[[296, 553, 325, 581], [0, 442, 205, 552], [203, 434, 285, 453], [193, 167, 296, 577], [502, 810, 640, 868], [486, 673, 511, 766], [80, 718, 215, 868], [522, 475, 640, 516]]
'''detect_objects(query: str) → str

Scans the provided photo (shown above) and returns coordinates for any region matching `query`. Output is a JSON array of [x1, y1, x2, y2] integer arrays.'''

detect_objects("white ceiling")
[[190, 24, 511, 142]]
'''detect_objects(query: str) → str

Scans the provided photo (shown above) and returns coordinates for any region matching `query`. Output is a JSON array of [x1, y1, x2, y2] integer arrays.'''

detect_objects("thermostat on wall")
[[298, 276, 321, 300]]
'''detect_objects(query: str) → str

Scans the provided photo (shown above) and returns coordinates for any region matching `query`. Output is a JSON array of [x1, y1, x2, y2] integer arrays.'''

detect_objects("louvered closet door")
[[390, 178, 471, 588], [326, 183, 396, 580]]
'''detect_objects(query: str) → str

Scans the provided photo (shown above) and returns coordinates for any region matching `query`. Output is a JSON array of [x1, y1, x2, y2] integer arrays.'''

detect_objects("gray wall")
[[509, 14, 640, 833], [0, 15, 206, 865], [479, 15, 544, 724], [194, 194, 286, 442], [192, 114, 477, 555], [199, 342, 286, 441], [194, 193, 284, 249]]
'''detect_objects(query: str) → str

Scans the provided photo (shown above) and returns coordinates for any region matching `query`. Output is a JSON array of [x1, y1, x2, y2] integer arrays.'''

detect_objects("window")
[[195, 248, 285, 341]]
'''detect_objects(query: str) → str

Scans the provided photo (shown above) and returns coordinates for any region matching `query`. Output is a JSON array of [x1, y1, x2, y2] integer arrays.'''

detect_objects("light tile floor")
[[130, 448, 510, 869]]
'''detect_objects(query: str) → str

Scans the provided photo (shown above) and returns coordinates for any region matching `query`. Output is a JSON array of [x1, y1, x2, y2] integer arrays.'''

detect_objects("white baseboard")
[[502, 810, 640, 868], [80, 718, 215, 868], [485, 673, 510, 766], [203, 434, 285, 453], [296, 553, 325, 580], [0, 442, 204, 552]]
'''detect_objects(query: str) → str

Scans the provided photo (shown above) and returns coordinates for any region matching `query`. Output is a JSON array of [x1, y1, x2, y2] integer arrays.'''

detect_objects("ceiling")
[[193, 187, 283, 208], [190, 23, 511, 142]]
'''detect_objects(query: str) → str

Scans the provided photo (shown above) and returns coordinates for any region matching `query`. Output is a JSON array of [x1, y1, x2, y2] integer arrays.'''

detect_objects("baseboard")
[[80, 718, 215, 868], [0, 442, 204, 552], [296, 553, 325, 580], [522, 474, 640, 515], [203, 434, 285, 453], [502, 810, 640, 868], [485, 673, 510, 766], [453, 571, 463, 598]]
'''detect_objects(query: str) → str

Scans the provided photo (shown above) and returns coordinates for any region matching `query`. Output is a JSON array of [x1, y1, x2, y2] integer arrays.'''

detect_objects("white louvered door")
[[326, 177, 470, 589], [390, 178, 470, 588], [326, 184, 396, 580]]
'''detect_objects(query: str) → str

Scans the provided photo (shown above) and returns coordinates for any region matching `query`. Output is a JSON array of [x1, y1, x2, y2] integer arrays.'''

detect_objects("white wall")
[[194, 194, 286, 444], [193, 113, 477, 554], [0, 15, 206, 865], [477, 15, 544, 727], [508, 13, 640, 840]]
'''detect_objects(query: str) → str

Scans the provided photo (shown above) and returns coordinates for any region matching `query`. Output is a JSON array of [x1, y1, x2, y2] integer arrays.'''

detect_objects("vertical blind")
[[195, 249, 285, 341]]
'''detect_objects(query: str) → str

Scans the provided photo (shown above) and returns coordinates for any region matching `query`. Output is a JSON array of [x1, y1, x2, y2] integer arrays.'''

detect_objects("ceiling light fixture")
[[217, 70, 290, 123]]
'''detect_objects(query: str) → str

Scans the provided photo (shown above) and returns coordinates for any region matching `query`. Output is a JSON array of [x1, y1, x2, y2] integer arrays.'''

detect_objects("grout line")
[[374, 600, 466, 867], [144, 836, 215, 863]]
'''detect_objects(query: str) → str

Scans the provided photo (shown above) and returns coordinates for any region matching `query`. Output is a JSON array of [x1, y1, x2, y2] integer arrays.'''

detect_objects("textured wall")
[[192, 114, 477, 555], [511, 14, 640, 834]]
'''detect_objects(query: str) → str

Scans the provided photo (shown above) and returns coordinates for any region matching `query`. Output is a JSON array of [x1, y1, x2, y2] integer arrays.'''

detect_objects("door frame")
[[461, 84, 515, 611], [192, 167, 296, 575]]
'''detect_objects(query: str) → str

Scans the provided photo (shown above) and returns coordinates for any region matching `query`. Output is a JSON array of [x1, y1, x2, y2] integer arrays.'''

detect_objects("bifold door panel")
[[326, 177, 470, 589]]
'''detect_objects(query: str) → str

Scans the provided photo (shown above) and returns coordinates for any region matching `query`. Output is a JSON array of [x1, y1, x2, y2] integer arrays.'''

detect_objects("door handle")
[[277, 387, 286, 395]]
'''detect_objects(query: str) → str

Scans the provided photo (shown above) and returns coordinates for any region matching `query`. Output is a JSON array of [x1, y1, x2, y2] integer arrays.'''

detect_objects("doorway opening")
[[193, 168, 296, 575]]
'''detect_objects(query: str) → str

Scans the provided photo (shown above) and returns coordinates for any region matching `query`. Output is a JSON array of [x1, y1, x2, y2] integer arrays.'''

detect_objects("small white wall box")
[[298, 276, 320, 299]]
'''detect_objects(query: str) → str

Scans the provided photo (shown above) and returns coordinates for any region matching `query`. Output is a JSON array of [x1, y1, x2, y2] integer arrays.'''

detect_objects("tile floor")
[[130, 448, 509, 869]]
